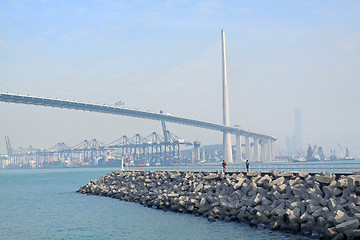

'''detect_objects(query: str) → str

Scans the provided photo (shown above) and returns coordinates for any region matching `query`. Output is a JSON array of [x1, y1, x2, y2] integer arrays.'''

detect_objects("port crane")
[[160, 110, 179, 165], [306, 144, 317, 159], [317, 146, 325, 160], [5, 136, 12, 155], [337, 142, 344, 155]]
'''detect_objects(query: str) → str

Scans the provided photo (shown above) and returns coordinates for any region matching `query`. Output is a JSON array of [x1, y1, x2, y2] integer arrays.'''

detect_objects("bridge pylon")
[[221, 29, 233, 163]]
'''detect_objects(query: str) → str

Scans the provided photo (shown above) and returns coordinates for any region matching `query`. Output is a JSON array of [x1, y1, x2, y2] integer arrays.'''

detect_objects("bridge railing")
[[125, 162, 360, 174]]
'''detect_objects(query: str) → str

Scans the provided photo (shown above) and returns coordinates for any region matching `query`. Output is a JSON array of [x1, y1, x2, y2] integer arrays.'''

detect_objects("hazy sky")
[[0, 0, 359, 156]]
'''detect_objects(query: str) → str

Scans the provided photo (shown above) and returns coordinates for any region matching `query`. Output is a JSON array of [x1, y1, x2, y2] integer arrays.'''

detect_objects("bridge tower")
[[221, 29, 233, 163]]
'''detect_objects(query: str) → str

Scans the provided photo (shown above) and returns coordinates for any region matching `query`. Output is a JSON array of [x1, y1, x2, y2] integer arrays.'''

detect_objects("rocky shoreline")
[[77, 170, 360, 239]]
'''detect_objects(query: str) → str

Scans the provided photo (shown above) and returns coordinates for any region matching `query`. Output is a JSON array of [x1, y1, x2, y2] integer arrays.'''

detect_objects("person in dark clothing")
[[222, 160, 227, 172], [246, 160, 249, 172]]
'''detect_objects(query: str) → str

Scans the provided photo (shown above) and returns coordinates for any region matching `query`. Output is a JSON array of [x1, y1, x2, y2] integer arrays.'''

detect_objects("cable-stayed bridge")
[[0, 92, 275, 138], [0, 91, 276, 162], [0, 24, 276, 163]]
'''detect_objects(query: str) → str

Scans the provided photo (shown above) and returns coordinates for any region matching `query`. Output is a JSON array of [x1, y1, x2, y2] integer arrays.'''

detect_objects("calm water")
[[0, 168, 308, 240]]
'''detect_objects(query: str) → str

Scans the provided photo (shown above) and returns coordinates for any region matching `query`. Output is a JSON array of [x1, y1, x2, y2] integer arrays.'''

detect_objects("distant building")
[[285, 137, 292, 155], [293, 108, 302, 154]]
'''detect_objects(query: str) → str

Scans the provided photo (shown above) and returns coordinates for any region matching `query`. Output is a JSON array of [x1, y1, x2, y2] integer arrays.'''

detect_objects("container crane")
[[337, 142, 344, 155], [5, 136, 12, 156]]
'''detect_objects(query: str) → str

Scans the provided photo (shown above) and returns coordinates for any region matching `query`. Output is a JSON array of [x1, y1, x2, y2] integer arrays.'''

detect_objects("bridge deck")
[[0, 92, 275, 140]]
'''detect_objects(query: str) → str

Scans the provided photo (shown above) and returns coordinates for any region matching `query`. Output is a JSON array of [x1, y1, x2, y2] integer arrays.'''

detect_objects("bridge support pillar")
[[260, 140, 266, 161], [268, 139, 273, 161], [193, 141, 201, 163], [245, 136, 250, 161], [271, 139, 275, 161], [235, 134, 242, 163], [254, 138, 260, 162], [223, 132, 233, 163]]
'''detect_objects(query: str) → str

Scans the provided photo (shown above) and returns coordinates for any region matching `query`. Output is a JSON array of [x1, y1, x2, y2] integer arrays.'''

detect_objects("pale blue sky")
[[0, 0, 359, 156]]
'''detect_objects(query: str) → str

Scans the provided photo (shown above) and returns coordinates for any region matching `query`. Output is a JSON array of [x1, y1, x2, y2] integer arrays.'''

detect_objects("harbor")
[[0, 1, 358, 239], [1, 134, 358, 175]]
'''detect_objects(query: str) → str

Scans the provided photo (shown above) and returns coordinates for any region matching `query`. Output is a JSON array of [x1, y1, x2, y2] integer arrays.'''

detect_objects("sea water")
[[0, 168, 308, 240]]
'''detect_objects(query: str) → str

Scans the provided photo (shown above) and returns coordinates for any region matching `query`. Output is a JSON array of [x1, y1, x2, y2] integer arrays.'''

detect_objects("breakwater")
[[77, 170, 360, 239]]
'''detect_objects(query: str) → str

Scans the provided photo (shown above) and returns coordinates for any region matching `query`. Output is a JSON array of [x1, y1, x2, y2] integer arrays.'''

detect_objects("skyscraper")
[[293, 108, 302, 154]]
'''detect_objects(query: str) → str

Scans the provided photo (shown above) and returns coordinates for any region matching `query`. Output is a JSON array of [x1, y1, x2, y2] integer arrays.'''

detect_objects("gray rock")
[[310, 231, 320, 239], [298, 172, 308, 179], [311, 207, 324, 218], [257, 175, 272, 186], [349, 193, 360, 205], [335, 219, 359, 233], [285, 211, 297, 224], [353, 229, 360, 237], [270, 176, 285, 187], [194, 183, 203, 193], [246, 171, 259, 177], [316, 175, 333, 184], [307, 203, 321, 214], [213, 207, 222, 216], [349, 204, 360, 214], [338, 179, 348, 188], [167, 193, 180, 198], [342, 188, 351, 199], [233, 178, 246, 190], [270, 202, 285, 216], [204, 174, 218, 180], [299, 211, 310, 223], [230, 208, 238, 216], [261, 198, 272, 206], [269, 221, 280, 230], [236, 212, 245, 221], [199, 197, 207, 209], [333, 187, 342, 197], [328, 198, 338, 212], [335, 209, 350, 224], [272, 191, 281, 200], [253, 193, 262, 205], [198, 206, 210, 214], [324, 227, 337, 239], [203, 184, 211, 192], [280, 172, 294, 178], [233, 190, 243, 199], [277, 184, 287, 193], [332, 233, 345, 240], [317, 216, 327, 227]]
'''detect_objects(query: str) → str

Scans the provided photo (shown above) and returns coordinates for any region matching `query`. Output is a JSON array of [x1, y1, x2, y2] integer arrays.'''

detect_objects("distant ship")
[[305, 145, 328, 162], [330, 149, 337, 161], [292, 144, 355, 162], [330, 144, 355, 161], [292, 156, 306, 162], [338, 147, 355, 160]]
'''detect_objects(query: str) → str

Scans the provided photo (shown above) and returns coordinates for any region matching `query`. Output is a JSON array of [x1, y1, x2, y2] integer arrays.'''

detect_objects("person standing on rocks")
[[222, 160, 226, 172], [246, 160, 249, 172]]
